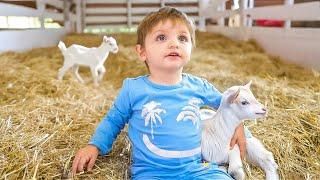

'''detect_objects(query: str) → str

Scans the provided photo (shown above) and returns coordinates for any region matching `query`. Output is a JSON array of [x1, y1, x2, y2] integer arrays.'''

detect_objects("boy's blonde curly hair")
[[137, 6, 196, 47]]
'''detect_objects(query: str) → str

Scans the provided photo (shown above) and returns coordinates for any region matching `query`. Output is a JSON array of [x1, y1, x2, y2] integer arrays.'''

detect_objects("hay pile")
[[0, 32, 319, 179]]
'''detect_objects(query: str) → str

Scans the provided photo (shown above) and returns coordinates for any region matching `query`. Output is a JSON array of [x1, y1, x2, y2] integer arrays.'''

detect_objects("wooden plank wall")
[[0, 0, 37, 8], [0, 0, 69, 52], [0, 0, 65, 13], [84, 0, 200, 30]]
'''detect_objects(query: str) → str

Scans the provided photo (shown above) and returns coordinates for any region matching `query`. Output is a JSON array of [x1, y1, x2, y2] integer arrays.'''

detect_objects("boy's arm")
[[89, 79, 132, 155], [72, 79, 132, 174], [200, 78, 222, 109], [230, 123, 246, 160], [89, 104, 129, 155], [72, 105, 129, 174]]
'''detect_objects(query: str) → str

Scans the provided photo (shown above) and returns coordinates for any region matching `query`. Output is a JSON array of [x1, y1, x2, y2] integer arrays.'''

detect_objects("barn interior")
[[0, 0, 319, 179]]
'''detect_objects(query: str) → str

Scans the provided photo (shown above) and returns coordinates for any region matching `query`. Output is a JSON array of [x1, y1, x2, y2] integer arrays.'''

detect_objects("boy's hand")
[[72, 144, 99, 175], [230, 123, 246, 160]]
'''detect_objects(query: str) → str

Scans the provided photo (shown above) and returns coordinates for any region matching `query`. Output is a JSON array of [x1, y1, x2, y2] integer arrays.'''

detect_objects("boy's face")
[[136, 19, 192, 74]]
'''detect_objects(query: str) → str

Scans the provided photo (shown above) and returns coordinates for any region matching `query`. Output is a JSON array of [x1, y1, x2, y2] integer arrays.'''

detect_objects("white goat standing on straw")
[[201, 81, 279, 180], [57, 36, 118, 86]]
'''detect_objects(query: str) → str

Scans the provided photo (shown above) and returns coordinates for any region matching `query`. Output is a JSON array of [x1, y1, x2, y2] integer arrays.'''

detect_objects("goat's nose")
[[262, 107, 267, 112]]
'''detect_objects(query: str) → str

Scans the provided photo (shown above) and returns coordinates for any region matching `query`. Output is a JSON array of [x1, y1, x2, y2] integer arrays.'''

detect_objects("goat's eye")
[[241, 100, 250, 105], [156, 34, 166, 41]]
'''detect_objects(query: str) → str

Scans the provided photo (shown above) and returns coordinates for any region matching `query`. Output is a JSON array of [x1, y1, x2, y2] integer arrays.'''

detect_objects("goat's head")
[[221, 81, 267, 120], [103, 36, 119, 53]]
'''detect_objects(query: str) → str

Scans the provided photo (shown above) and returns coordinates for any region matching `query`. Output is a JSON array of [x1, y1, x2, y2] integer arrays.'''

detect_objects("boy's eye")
[[178, 35, 188, 42], [156, 35, 166, 41]]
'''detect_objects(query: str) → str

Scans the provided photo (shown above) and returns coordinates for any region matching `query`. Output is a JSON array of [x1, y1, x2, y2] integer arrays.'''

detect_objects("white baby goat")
[[57, 36, 118, 86], [200, 81, 279, 180]]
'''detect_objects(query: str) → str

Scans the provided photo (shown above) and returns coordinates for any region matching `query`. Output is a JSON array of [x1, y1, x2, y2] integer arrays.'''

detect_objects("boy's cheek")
[[186, 44, 192, 53]]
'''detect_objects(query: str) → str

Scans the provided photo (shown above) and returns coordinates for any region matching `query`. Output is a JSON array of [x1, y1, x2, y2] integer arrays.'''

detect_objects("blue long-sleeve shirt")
[[90, 73, 222, 178]]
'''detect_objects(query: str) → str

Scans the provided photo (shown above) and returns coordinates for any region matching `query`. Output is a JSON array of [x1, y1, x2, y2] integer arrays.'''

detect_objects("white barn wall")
[[0, 0, 71, 52], [207, 25, 320, 70], [249, 27, 320, 70], [205, 1, 320, 70], [0, 29, 67, 52]]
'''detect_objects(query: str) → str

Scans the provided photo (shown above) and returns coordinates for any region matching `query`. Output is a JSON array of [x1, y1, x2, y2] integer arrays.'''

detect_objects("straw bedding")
[[0, 32, 319, 179]]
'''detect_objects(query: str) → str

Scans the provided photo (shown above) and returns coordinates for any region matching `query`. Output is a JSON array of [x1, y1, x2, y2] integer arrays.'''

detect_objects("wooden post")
[[81, 0, 86, 32], [36, 0, 45, 29], [285, 0, 294, 29], [198, 0, 206, 31], [239, 0, 249, 40], [63, 0, 72, 32], [247, 0, 254, 27], [127, 0, 132, 28], [217, 1, 226, 27], [160, 0, 165, 8], [239, 0, 248, 27], [6, 16, 9, 28], [76, 0, 82, 33]]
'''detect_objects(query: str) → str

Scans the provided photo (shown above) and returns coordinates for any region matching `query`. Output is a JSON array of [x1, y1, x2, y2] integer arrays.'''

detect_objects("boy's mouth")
[[166, 52, 181, 57]]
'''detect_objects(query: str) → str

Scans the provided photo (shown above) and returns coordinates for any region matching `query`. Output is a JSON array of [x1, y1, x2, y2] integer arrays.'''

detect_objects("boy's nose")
[[169, 40, 179, 49]]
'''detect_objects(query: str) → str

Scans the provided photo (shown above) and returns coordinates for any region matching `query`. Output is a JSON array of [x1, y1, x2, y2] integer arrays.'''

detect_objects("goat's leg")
[[72, 64, 85, 83], [90, 66, 99, 87], [228, 145, 245, 180], [97, 66, 106, 82], [246, 137, 279, 180], [58, 62, 73, 80]]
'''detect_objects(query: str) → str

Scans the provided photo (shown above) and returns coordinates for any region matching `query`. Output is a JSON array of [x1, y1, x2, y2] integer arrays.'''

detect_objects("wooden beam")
[[245, 1, 320, 21], [44, 0, 63, 9], [0, 0, 36, 9], [76, 0, 82, 33], [127, 0, 132, 27]]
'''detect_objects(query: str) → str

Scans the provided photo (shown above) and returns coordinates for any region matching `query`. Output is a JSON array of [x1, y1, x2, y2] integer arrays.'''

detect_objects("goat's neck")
[[212, 108, 242, 141], [96, 42, 110, 62]]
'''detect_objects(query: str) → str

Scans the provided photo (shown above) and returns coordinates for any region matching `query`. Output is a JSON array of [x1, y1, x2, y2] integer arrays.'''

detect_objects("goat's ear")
[[103, 36, 108, 42], [244, 80, 252, 89], [227, 88, 240, 104]]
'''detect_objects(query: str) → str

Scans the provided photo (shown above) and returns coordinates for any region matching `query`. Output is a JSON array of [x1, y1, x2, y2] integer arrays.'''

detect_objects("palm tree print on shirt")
[[176, 98, 203, 129], [141, 101, 166, 139]]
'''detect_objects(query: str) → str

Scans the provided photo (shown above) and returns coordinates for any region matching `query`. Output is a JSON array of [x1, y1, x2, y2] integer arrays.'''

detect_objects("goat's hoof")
[[229, 168, 245, 180], [266, 171, 279, 180], [264, 152, 279, 170], [267, 156, 278, 169]]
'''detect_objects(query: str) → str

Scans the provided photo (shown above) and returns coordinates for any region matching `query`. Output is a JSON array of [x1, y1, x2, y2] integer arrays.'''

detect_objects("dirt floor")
[[0, 32, 319, 179]]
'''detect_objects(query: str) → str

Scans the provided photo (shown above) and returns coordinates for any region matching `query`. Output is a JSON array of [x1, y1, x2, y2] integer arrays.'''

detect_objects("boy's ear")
[[135, 44, 147, 62]]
